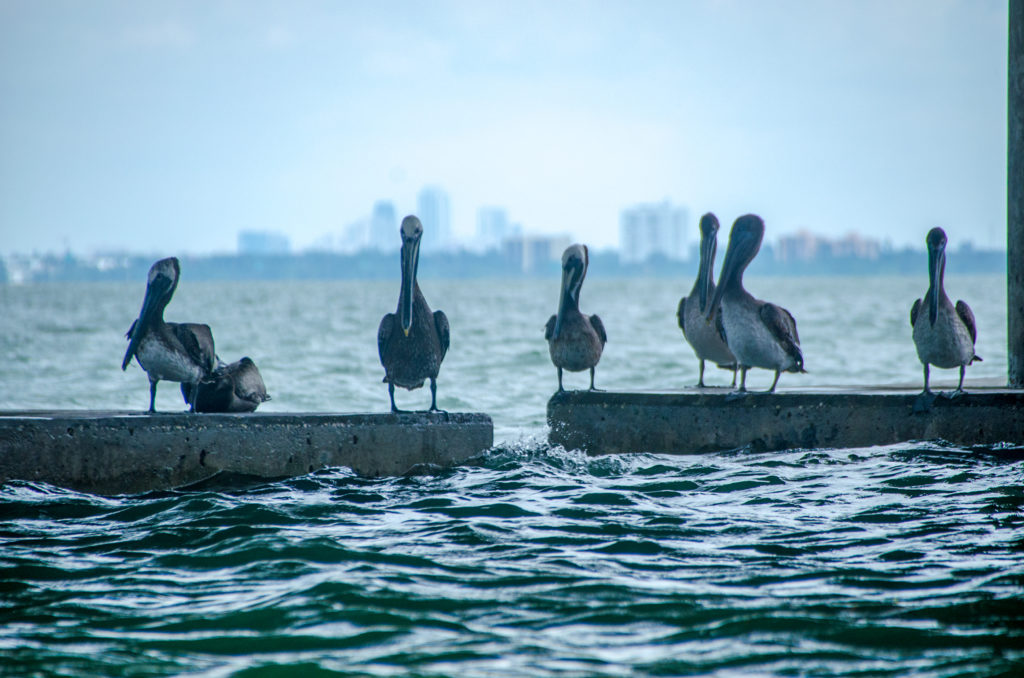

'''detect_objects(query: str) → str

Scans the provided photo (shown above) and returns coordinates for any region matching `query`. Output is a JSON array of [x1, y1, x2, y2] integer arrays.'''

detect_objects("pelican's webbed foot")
[[427, 378, 448, 415]]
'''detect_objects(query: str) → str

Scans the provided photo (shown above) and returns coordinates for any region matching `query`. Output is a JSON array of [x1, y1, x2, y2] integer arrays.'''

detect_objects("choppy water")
[[2, 275, 1022, 676]]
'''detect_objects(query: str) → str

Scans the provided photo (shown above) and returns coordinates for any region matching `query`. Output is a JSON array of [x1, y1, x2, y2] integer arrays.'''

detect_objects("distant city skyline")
[[2, 229, 1005, 286], [0, 1, 1008, 256], [235, 195, 989, 261]]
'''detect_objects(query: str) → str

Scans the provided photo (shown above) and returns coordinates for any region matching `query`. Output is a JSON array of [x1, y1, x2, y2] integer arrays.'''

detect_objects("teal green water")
[[4, 445, 1024, 676], [1, 276, 1023, 676]]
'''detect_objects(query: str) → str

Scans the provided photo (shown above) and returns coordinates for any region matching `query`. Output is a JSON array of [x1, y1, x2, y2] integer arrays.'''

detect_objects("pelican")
[[181, 357, 271, 413], [677, 212, 737, 387], [377, 215, 450, 412], [122, 257, 216, 412], [545, 243, 607, 391], [706, 214, 804, 392], [911, 227, 981, 394]]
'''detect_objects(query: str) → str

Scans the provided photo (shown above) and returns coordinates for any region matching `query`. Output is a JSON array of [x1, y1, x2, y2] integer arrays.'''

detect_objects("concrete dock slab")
[[0, 411, 493, 495], [547, 387, 1024, 455]]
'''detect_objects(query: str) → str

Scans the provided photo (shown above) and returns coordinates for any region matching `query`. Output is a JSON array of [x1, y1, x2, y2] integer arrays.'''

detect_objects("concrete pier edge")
[[547, 387, 1024, 456], [0, 411, 494, 496]]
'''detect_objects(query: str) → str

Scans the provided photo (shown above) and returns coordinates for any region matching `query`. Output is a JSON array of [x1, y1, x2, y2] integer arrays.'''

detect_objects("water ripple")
[[3, 443, 1023, 675]]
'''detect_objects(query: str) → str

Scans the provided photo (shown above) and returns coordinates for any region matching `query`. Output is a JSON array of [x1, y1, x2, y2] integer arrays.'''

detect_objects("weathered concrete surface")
[[1010, 0, 1024, 387], [0, 411, 493, 495], [548, 387, 1024, 455]]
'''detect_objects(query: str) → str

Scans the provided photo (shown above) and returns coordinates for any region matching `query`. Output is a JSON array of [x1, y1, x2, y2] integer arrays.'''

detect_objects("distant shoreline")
[[0, 247, 1006, 284]]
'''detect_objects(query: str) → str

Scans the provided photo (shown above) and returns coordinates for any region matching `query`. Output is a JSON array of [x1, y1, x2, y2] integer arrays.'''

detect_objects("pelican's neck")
[[560, 263, 585, 315], [149, 295, 169, 327], [559, 286, 580, 316], [720, 263, 745, 295], [692, 249, 715, 302]]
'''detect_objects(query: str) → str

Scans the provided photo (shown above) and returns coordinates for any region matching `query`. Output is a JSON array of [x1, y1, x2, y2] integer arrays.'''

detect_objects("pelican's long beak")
[[698, 233, 716, 313], [553, 266, 571, 341], [927, 242, 944, 326], [705, 276, 724, 324], [400, 233, 421, 336], [122, 273, 172, 370], [553, 257, 585, 340]]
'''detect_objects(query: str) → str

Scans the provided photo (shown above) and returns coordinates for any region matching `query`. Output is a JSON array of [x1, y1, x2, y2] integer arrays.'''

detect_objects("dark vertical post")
[[1010, 0, 1024, 387]]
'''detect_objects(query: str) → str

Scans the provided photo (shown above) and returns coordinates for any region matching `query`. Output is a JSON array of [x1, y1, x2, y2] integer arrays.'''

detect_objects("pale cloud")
[[265, 25, 294, 49], [122, 19, 194, 49], [358, 33, 454, 80], [0, 0, 1009, 255]]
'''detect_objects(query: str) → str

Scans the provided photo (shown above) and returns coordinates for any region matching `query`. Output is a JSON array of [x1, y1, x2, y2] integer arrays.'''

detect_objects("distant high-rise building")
[[417, 186, 452, 252], [619, 201, 689, 263], [830, 232, 881, 259], [338, 217, 371, 253], [238, 230, 290, 255], [773, 230, 821, 262], [775, 230, 882, 262], [370, 200, 398, 252], [502, 233, 572, 273], [476, 207, 511, 252]]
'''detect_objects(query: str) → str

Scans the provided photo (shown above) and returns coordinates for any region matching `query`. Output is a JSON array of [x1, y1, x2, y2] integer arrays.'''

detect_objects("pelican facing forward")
[[545, 244, 606, 391], [122, 257, 216, 412], [182, 357, 270, 413], [677, 212, 737, 387], [706, 215, 804, 392], [911, 227, 981, 394], [378, 215, 450, 412]]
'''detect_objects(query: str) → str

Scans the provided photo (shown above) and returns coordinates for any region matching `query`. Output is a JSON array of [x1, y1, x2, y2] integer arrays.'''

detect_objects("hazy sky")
[[0, 0, 1009, 255]]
